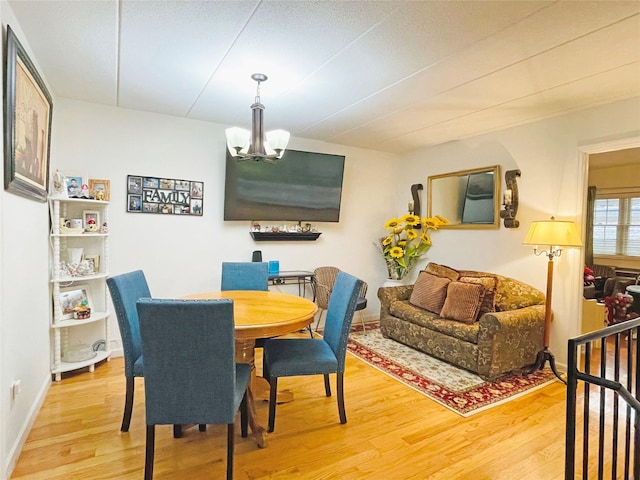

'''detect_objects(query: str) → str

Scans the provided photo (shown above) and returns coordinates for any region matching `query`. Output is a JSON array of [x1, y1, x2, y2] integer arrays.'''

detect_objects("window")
[[593, 196, 640, 257]]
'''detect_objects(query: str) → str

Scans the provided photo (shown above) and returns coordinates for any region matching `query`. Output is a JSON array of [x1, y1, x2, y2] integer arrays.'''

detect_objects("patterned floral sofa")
[[378, 262, 546, 380]]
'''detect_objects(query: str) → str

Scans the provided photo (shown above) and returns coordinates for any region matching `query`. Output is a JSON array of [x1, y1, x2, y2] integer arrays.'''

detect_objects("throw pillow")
[[459, 275, 497, 320], [424, 262, 460, 281], [440, 281, 486, 324], [409, 271, 451, 314]]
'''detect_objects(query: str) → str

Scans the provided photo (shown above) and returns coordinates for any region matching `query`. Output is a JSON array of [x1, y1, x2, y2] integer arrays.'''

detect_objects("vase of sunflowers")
[[377, 213, 448, 282]]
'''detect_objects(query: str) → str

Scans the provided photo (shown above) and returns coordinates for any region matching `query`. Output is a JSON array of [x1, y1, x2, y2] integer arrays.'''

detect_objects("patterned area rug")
[[347, 323, 557, 417]]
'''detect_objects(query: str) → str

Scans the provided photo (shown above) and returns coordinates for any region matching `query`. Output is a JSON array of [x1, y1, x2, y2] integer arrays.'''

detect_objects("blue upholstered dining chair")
[[106, 270, 151, 432], [221, 261, 269, 291], [136, 298, 250, 480], [262, 271, 363, 432]]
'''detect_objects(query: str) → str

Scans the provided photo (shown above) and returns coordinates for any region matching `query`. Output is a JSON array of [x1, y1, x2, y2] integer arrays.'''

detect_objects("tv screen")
[[224, 149, 345, 222]]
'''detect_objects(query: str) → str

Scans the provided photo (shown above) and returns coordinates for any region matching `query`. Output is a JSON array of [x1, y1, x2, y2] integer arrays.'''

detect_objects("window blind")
[[593, 196, 640, 257]]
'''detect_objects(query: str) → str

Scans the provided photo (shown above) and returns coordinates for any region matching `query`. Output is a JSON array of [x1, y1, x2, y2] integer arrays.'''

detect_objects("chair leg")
[[337, 372, 347, 424], [314, 309, 326, 332], [358, 311, 366, 334], [145, 425, 155, 480], [267, 377, 278, 432], [226, 423, 234, 480], [198, 424, 207, 432], [121, 377, 134, 432], [324, 374, 331, 397], [173, 424, 182, 438], [240, 391, 248, 438]]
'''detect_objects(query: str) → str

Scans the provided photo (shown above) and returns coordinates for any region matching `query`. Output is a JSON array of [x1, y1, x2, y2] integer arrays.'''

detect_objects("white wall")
[[52, 98, 399, 349], [0, 5, 54, 479], [398, 97, 640, 365]]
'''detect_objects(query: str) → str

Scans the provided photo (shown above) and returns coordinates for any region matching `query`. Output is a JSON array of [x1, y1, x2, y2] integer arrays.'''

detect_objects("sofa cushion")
[[388, 300, 480, 343], [425, 262, 460, 281], [440, 281, 485, 324], [460, 275, 497, 319], [458, 270, 545, 311], [409, 271, 450, 314]]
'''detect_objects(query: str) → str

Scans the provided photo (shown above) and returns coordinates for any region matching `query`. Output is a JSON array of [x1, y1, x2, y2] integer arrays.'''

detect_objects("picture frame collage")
[[127, 175, 203, 216]]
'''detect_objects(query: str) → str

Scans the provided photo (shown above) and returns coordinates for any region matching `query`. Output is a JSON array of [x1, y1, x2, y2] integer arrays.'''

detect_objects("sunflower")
[[384, 218, 401, 230], [389, 247, 403, 258], [406, 229, 418, 240], [401, 213, 421, 226], [382, 236, 393, 246]]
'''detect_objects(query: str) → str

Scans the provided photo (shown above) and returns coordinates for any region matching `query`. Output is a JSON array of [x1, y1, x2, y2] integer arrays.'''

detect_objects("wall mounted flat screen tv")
[[224, 149, 345, 222]]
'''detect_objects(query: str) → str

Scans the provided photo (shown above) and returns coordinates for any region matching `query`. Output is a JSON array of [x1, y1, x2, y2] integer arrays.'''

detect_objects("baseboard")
[[4, 373, 51, 480]]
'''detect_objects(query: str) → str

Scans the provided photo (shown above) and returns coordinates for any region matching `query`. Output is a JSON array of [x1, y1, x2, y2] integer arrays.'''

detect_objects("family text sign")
[[126, 175, 203, 216]]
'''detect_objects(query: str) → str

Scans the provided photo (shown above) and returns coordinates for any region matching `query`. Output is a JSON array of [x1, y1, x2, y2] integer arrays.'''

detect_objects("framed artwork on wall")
[[3, 25, 53, 202]]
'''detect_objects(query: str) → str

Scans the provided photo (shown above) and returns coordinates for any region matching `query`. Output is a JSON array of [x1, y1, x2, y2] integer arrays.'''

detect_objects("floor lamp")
[[523, 217, 582, 383]]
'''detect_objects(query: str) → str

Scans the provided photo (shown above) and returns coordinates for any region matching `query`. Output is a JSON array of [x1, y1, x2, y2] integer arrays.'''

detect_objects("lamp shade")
[[523, 219, 582, 247]]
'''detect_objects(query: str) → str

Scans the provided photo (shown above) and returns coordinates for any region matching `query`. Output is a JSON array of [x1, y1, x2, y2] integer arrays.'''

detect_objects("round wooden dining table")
[[182, 290, 318, 448]]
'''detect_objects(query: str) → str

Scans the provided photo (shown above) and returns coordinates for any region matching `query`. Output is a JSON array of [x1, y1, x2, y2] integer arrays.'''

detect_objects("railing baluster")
[[565, 317, 640, 480]]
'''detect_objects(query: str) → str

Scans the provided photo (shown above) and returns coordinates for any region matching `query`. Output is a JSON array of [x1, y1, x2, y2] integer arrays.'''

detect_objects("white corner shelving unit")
[[49, 197, 112, 381]]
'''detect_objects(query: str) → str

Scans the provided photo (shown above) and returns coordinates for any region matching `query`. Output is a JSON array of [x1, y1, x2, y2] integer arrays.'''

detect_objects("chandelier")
[[225, 73, 290, 163]]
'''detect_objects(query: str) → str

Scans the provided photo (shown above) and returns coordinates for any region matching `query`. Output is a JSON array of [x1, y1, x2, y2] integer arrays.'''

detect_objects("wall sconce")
[[500, 169, 521, 228], [408, 183, 423, 215]]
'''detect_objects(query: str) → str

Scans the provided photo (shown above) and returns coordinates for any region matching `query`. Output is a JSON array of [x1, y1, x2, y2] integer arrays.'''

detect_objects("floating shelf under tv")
[[250, 232, 322, 242]]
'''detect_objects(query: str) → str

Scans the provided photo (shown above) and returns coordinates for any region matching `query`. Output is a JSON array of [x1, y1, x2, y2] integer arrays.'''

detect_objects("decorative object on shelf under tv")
[[376, 213, 449, 281], [58, 284, 92, 320]]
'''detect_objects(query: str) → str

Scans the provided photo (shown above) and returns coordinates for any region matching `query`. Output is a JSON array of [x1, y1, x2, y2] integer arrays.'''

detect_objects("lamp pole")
[[526, 250, 566, 383]]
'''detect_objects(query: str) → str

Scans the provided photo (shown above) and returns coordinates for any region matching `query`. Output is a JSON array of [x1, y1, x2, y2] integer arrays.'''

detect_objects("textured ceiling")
[[7, 0, 640, 153]]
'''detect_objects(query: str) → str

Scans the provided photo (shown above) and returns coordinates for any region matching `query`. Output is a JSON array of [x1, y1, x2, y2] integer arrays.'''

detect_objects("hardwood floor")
[[11, 351, 569, 479]]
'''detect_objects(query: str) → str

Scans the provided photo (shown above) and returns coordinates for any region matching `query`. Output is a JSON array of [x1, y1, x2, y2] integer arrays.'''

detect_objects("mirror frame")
[[427, 165, 501, 229]]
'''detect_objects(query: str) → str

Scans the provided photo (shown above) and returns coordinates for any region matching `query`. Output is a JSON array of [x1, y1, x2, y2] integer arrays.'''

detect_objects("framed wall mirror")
[[427, 165, 500, 229]]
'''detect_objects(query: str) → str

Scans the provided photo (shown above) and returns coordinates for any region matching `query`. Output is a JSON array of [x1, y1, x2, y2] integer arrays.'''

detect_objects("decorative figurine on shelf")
[[86, 216, 98, 232], [79, 183, 91, 198], [252, 222, 261, 232], [76, 259, 93, 276], [100, 222, 108, 234], [52, 169, 66, 198], [95, 189, 104, 201], [73, 300, 91, 319]]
